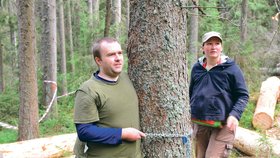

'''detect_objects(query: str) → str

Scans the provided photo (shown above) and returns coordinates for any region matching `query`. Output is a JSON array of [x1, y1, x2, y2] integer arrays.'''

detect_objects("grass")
[[0, 129, 17, 143], [0, 95, 76, 144]]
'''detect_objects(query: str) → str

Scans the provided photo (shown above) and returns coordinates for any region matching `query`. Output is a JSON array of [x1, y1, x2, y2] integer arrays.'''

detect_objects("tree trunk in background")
[[218, 0, 228, 20], [41, 0, 57, 118], [125, 0, 129, 37], [17, 0, 39, 141], [88, 0, 93, 29], [66, 0, 75, 73], [8, 0, 17, 51], [111, 0, 121, 40], [8, 0, 17, 75], [72, 1, 80, 49], [58, 0, 68, 95], [93, 0, 100, 33], [104, 0, 112, 37], [240, 0, 248, 43], [0, 42, 4, 93], [189, 0, 199, 68], [127, 0, 192, 157]]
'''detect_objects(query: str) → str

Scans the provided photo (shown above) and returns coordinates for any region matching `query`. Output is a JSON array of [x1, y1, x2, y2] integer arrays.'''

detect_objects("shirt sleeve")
[[229, 65, 249, 120], [76, 123, 122, 145], [74, 89, 100, 123]]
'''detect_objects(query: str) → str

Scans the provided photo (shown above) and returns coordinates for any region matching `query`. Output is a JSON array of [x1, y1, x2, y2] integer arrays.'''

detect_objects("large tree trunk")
[[240, 0, 248, 43], [127, 0, 191, 157], [17, 0, 39, 141], [234, 127, 280, 157], [0, 41, 4, 93], [58, 0, 68, 95], [189, 0, 199, 67], [111, 0, 121, 39], [41, 0, 57, 118], [252, 76, 280, 130]]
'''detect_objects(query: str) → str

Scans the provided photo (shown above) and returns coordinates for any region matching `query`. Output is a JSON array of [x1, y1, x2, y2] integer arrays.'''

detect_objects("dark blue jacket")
[[189, 57, 249, 121]]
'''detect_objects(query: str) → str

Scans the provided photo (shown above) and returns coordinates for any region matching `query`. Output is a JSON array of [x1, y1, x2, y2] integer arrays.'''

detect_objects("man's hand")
[[226, 115, 238, 131], [121, 128, 146, 141]]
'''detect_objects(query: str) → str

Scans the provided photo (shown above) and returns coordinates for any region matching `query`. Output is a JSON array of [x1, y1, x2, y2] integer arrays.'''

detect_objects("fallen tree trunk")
[[234, 127, 280, 157], [0, 133, 76, 158], [252, 76, 280, 130]]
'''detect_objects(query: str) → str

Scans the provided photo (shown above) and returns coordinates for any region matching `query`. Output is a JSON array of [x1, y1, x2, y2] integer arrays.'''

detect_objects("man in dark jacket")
[[189, 31, 249, 158]]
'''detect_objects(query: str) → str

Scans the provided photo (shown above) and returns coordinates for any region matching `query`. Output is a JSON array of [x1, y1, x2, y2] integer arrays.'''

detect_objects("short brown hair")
[[91, 37, 118, 59]]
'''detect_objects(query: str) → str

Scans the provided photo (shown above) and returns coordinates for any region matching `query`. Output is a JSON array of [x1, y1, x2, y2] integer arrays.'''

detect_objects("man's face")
[[96, 41, 123, 79], [202, 37, 223, 59]]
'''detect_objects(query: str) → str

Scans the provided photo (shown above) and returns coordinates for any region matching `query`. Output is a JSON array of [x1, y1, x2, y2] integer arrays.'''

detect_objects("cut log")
[[234, 127, 280, 157], [252, 76, 280, 130], [0, 133, 76, 158]]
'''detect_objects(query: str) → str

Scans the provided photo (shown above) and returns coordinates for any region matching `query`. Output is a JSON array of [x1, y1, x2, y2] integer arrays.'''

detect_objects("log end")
[[252, 112, 273, 130]]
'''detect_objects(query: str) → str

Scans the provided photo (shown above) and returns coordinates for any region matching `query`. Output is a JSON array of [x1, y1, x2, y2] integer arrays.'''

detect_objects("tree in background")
[[58, 0, 68, 95], [111, 0, 121, 40], [104, 0, 111, 37], [88, 0, 93, 29], [41, 0, 57, 118], [8, 0, 17, 62], [65, 0, 75, 72], [189, 0, 199, 67], [0, 41, 3, 93], [92, 0, 100, 30], [17, 0, 39, 141], [128, 0, 191, 157], [240, 0, 248, 43]]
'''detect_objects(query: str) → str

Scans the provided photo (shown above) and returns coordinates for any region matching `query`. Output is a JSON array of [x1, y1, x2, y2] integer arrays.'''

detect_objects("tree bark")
[[17, 0, 39, 141], [234, 127, 280, 157], [58, 0, 68, 95], [104, 0, 112, 37], [41, 0, 57, 118], [252, 76, 280, 130], [127, 0, 191, 157]]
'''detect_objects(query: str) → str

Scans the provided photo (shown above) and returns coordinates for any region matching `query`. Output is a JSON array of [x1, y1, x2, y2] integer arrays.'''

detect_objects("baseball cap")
[[202, 31, 223, 44]]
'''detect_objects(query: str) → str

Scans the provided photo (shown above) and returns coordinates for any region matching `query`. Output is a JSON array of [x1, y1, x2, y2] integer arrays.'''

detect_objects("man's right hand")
[[121, 128, 146, 141]]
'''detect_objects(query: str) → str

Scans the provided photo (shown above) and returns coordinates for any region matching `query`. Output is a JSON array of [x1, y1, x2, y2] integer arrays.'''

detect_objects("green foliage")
[[0, 86, 19, 125], [39, 114, 75, 137], [0, 129, 17, 144], [239, 102, 255, 130]]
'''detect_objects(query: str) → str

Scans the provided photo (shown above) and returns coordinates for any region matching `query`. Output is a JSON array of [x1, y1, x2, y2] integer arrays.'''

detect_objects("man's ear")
[[95, 57, 102, 66]]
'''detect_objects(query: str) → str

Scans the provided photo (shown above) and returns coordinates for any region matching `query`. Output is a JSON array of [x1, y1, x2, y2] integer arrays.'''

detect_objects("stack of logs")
[[234, 76, 280, 156]]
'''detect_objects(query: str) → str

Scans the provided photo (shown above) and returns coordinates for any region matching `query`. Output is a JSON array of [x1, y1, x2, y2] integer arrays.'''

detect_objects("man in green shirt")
[[74, 37, 145, 158]]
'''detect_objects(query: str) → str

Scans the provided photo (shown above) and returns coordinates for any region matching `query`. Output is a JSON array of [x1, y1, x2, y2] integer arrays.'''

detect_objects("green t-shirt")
[[74, 72, 141, 158]]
